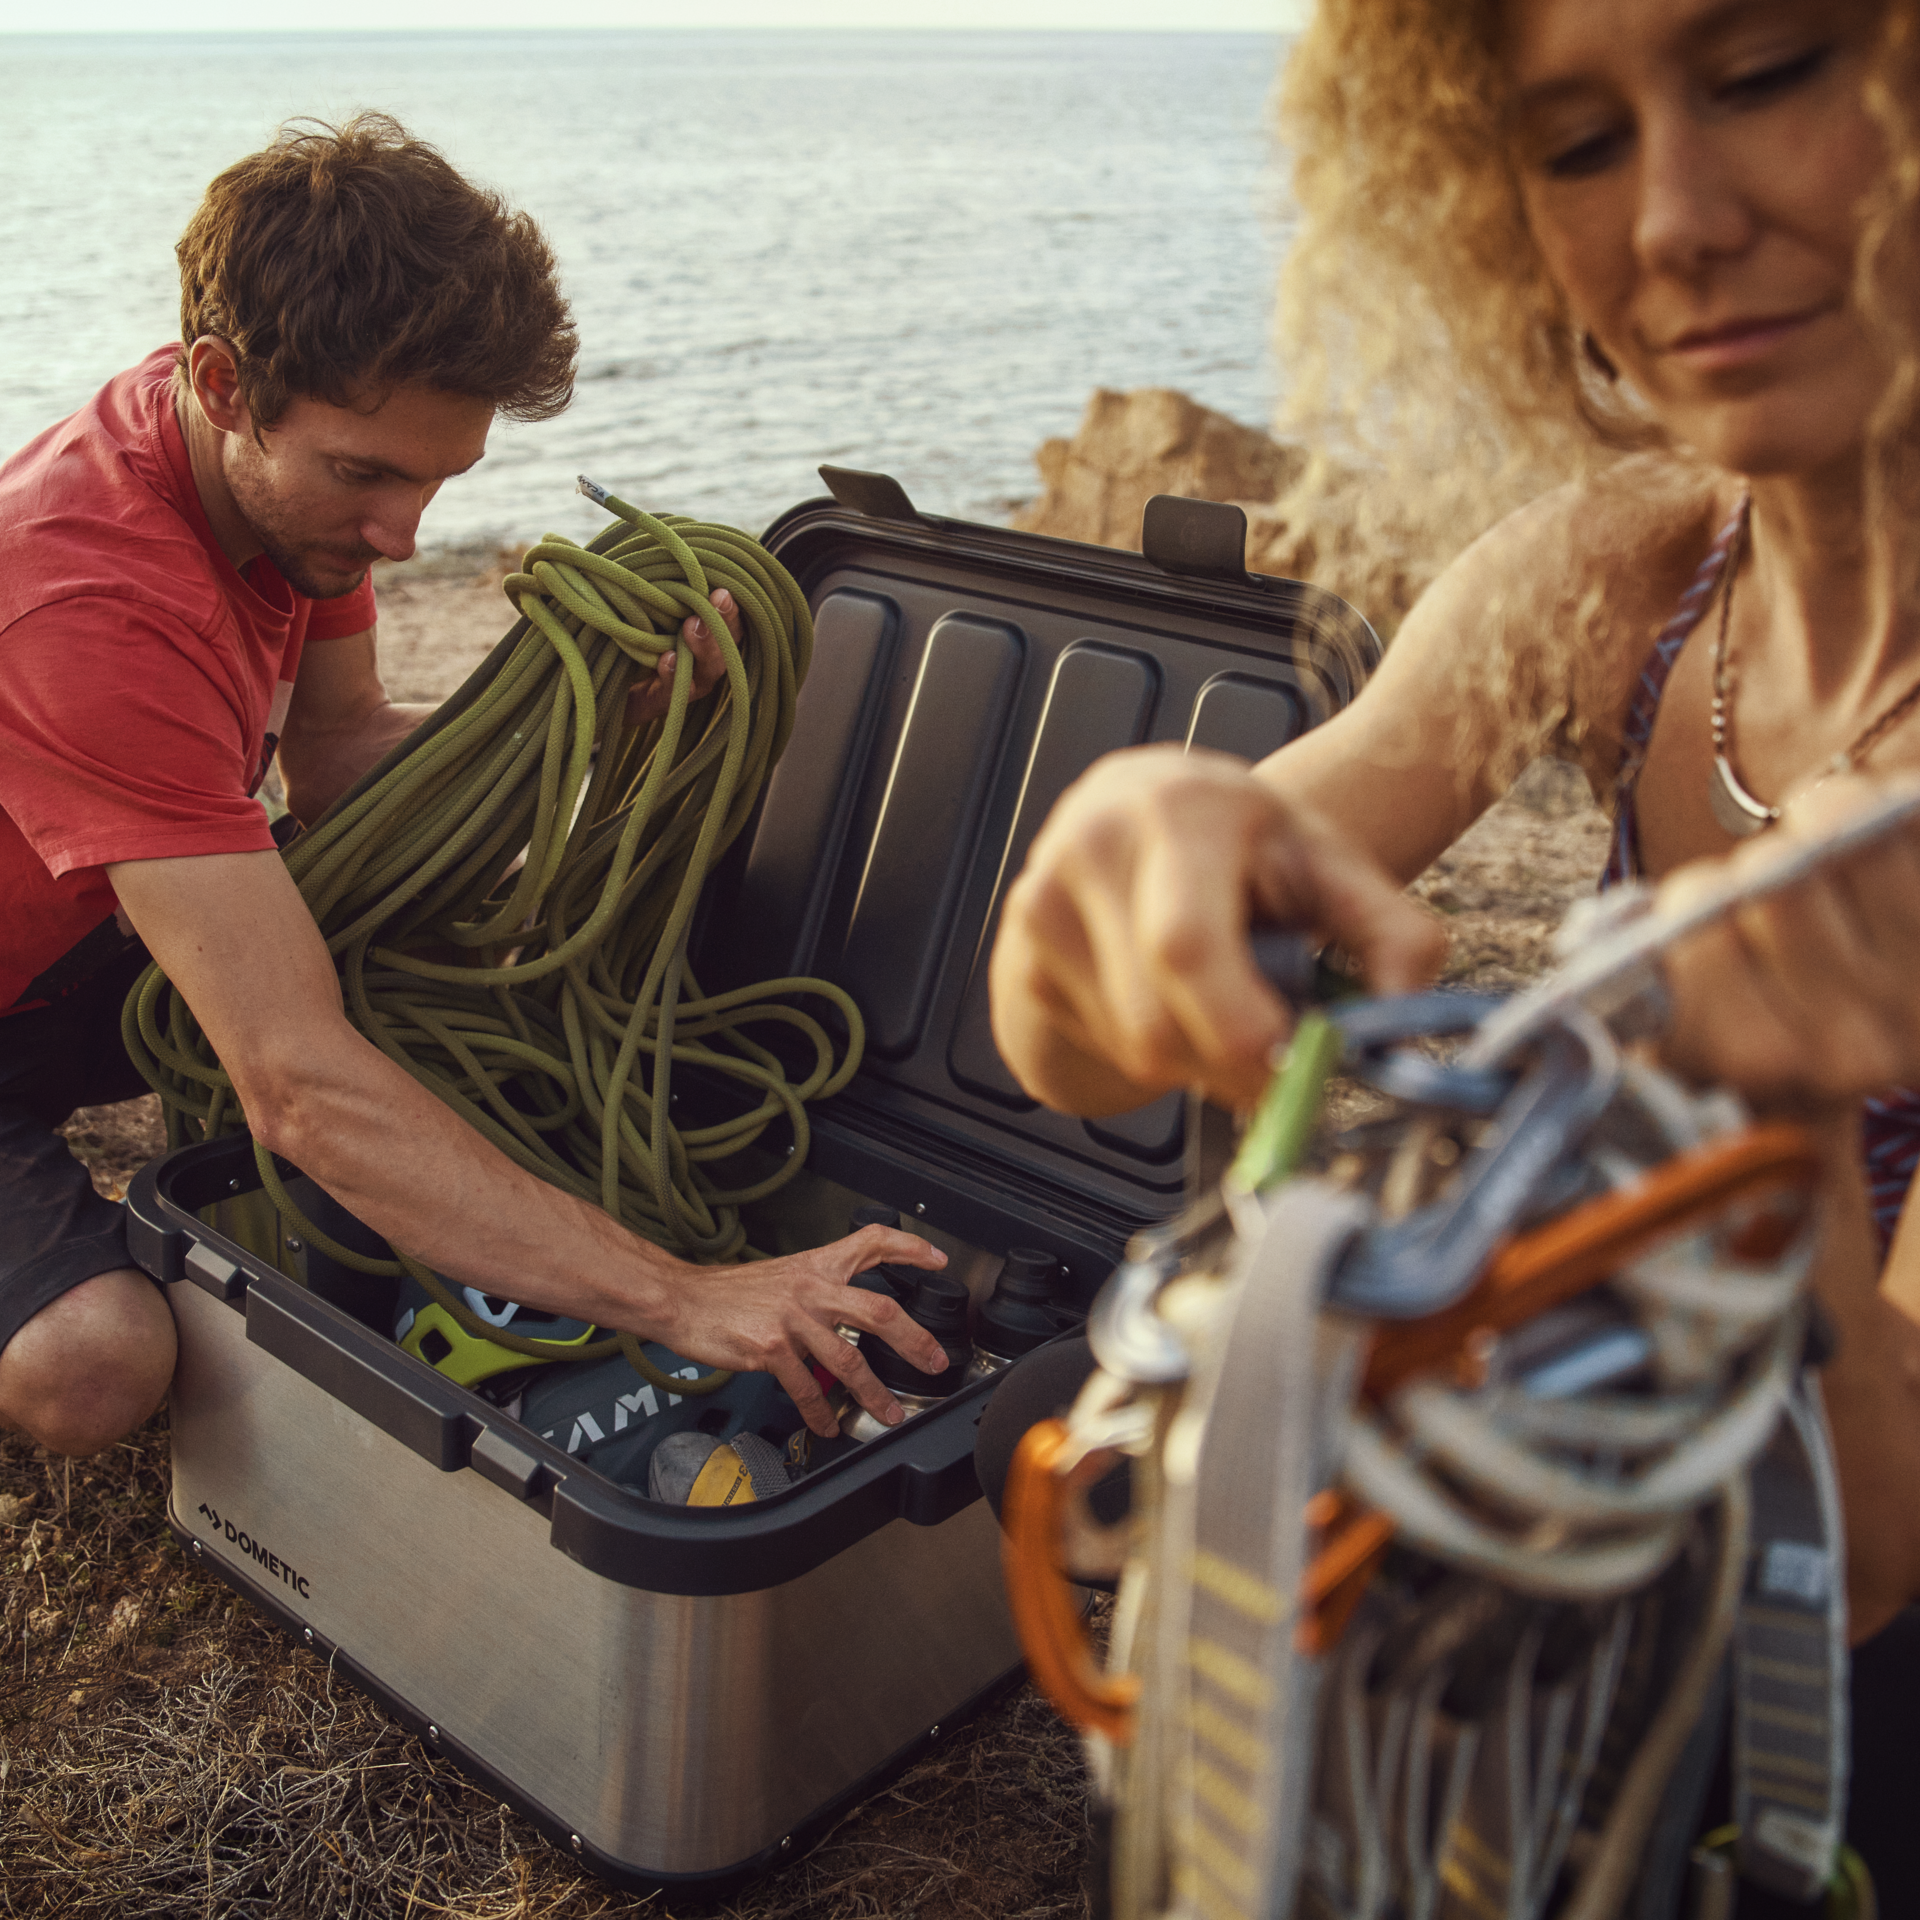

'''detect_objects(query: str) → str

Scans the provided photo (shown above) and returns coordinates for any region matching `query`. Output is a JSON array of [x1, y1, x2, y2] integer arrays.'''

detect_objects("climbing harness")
[[126, 482, 856, 1398], [1005, 788, 1920, 1920]]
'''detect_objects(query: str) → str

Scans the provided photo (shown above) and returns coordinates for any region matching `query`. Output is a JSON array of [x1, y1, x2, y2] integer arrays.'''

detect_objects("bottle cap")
[[977, 1247, 1063, 1362], [861, 1269, 971, 1398]]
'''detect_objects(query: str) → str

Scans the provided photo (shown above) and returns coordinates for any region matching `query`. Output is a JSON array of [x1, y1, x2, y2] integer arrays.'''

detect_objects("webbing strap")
[[1732, 1373, 1850, 1904], [1155, 1181, 1367, 1920]]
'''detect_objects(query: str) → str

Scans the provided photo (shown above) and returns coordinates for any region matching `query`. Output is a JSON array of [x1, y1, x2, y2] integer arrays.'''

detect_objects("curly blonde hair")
[[1272, 0, 1918, 644]]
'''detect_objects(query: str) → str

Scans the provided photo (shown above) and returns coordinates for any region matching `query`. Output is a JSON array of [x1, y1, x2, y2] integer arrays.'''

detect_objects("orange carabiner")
[[1363, 1120, 1819, 1403], [1002, 1419, 1141, 1742], [1298, 1489, 1396, 1656], [1292, 1120, 1822, 1654]]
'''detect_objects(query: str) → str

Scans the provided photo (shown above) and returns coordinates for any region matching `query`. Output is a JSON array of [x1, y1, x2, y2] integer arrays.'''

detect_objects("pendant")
[[1709, 752, 1778, 838]]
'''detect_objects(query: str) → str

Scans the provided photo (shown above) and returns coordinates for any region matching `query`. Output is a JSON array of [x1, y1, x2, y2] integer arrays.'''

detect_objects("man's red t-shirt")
[[0, 347, 376, 1013]]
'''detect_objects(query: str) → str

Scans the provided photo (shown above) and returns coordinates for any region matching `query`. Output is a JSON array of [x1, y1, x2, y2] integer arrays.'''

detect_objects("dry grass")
[[3, 773, 1603, 1917]]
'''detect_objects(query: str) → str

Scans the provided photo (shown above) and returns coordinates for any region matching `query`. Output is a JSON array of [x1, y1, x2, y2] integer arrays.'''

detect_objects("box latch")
[[1141, 494, 1249, 584], [818, 465, 920, 522], [470, 1426, 546, 1502], [184, 1242, 246, 1302]]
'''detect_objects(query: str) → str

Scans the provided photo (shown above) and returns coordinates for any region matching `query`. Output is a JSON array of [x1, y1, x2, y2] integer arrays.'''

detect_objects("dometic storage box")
[[126, 478, 1378, 1896]]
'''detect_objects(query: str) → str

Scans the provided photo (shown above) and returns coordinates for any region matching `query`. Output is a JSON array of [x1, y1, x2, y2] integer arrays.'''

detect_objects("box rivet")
[[303, 1628, 315, 1647], [570, 1834, 584, 1855], [781, 1836, 793, 1852], [189, 1540, 203, 1559], [228, 1178, 242, 1192], [929, 1724, 942, 1739], [427, 1724, 440, 1743], [915, 1202, 927, 1216], [286, 1236, 302, 1252]]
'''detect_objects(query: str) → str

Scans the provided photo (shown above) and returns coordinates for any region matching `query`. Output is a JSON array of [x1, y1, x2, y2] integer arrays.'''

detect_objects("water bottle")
[[966, 1247, 1063, 1382], [843, 1269, 971, 1441]]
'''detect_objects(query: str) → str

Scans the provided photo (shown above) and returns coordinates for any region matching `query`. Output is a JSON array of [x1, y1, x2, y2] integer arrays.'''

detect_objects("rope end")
[[576, 474, 611, 507]]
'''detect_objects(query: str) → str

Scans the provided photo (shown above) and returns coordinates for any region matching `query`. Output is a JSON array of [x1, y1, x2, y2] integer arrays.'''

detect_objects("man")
[[0, 114, 947, 1460]]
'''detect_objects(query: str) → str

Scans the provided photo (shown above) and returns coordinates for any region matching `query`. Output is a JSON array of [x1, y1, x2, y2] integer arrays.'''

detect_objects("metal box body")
[[165, 1267, 1015, 1880]]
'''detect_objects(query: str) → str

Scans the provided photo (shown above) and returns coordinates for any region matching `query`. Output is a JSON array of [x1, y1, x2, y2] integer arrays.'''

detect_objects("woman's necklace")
[[1710, 497, 1920, 837]]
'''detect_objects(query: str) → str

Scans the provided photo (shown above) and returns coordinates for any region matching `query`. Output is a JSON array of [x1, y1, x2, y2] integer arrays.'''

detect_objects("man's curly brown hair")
[[176, 112, 577, 430]]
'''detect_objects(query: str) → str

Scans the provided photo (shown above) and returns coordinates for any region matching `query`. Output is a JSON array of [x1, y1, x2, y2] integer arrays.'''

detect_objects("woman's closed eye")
[[1543, 120, 1633, 179], [1717, 41, 1833, 108]]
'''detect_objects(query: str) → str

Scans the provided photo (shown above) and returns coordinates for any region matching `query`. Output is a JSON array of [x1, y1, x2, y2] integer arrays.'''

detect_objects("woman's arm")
[[990, 480, 1676, 1115]]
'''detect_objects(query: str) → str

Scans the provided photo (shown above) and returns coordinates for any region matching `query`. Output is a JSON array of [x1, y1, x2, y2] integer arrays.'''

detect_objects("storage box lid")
[[691, 473, 1378, 1263]]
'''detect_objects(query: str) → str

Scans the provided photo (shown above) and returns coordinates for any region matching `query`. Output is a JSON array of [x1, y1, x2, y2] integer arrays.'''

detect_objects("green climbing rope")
[[124, 483, 858, 1398]]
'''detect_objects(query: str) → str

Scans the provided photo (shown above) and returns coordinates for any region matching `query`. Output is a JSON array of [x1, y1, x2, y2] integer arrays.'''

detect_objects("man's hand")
[[657, 1226, 954, 1437], [989, 745, 1449, 1116], [1658, 773, 1920, 1109], [626, 589, 737, 728]]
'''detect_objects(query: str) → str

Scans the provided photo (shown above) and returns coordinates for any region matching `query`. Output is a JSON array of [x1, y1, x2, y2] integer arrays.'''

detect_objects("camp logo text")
[[196, 1502, 311, 1599]]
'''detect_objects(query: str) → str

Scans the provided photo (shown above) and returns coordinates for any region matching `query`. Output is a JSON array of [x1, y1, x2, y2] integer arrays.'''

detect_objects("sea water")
[[0, 30, 1291, 551]]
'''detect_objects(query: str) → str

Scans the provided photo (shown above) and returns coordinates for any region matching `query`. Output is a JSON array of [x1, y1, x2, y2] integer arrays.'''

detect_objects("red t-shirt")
[[0, 347, 376, 1013]]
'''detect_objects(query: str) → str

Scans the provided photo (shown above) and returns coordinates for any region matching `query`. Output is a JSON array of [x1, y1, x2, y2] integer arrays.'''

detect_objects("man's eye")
[[1721, 44, 1831, 105], [336, 467, 381, 485]]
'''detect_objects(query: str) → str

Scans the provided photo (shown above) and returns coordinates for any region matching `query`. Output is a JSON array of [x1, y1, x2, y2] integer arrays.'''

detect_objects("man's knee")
[[0, 1268, 176, 1455]]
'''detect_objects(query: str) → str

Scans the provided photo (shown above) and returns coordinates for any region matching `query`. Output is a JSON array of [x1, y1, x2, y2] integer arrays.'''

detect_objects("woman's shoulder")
[[1416, 459, 1736, 777], [1462, 458, 1732, 610]]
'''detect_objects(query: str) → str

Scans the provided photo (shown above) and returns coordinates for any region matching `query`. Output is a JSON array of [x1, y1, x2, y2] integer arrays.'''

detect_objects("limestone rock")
[[1013, 385, 1435, 632], [1014, 387, 1307, 554]]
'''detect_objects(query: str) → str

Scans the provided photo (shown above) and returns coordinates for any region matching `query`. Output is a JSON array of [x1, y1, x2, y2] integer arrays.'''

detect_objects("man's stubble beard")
[[256, 531, 373, 601], [228, 447, 376, 601]]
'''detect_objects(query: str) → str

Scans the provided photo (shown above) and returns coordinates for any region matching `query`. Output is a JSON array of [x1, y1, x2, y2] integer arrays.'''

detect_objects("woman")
[[989, 0, 1920, 1908]]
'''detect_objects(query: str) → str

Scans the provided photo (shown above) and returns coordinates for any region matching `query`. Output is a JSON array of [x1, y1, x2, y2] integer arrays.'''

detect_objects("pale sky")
[[2, 0, 1306, 31]]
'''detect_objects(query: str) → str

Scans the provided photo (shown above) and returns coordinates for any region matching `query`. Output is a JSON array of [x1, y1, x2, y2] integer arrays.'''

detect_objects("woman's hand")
[[1658, 773, 1920, 1110], [659, 1226, 953, 1438], [989, 744, 1449, 1117]]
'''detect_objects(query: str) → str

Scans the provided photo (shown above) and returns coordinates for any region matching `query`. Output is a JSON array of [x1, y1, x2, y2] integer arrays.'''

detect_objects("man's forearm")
[[245, 1014, 688, 1336], [278, 700, 434, 824], [107, 847, 954, 1432]]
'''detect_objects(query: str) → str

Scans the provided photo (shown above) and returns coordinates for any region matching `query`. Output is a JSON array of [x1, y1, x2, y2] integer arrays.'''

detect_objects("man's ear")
[[185, 336, 253, 439]]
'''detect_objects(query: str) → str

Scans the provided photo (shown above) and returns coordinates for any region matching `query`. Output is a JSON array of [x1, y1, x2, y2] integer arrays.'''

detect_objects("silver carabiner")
[[1329, 1007, 1620, 1319]]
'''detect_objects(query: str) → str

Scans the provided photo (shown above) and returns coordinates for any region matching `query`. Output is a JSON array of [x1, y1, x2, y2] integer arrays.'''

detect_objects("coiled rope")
[[125, 482, 860, 1397]]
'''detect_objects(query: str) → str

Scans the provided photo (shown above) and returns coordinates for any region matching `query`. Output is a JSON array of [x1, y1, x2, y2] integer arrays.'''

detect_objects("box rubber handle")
[[244, 1284, 472, 1472]]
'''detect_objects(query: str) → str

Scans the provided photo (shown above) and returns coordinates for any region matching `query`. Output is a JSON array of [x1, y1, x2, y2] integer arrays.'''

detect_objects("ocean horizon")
[[1, 29, 1293, 551]]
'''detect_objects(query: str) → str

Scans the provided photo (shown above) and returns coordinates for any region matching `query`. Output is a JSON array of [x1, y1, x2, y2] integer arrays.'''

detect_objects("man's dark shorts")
[[0, 944, 156, 1355]]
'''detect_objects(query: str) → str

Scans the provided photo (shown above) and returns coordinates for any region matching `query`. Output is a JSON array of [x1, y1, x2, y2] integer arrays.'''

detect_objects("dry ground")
[[0, 551, 1614, 1918]]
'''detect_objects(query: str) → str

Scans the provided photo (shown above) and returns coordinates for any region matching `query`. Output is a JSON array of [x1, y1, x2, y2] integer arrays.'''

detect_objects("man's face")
[[221, 382, 494, 599]]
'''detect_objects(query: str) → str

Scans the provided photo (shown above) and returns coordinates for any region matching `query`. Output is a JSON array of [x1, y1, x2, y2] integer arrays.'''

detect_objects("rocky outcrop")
[[1014, 387, 1305, 554], [1013, 387, 1421, 630]]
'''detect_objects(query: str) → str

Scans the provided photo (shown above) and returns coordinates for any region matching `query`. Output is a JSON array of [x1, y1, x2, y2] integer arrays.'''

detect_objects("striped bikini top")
[[1600, 496, 1919, 1255]]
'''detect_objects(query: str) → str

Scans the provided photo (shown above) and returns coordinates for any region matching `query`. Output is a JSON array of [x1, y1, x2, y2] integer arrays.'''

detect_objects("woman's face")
[[1506, 0, 1890, 480]]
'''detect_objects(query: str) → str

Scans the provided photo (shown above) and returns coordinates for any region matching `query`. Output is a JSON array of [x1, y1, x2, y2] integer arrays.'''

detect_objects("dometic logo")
[[196, 1503, 310, 1600]]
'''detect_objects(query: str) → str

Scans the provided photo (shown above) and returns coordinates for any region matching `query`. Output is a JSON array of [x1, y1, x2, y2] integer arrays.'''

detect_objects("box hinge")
[[818, 465, 920, 522], [1141, 494, 1249, 584]]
